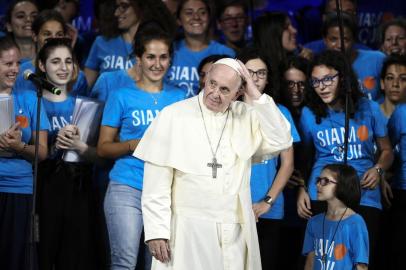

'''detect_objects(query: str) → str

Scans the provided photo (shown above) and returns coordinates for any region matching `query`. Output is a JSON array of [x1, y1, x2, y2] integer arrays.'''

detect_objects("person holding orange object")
[[303, 164, 369, 270], [0, 36, 49, 270], [296, 50, 393, 270]]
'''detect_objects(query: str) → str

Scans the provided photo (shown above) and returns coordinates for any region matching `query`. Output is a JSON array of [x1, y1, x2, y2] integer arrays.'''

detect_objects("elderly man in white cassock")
[[133, 58, 292, 270]]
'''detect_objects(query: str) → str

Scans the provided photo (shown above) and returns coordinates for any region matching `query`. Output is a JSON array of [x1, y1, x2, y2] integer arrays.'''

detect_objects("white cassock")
[[134, 91, 292, 270]]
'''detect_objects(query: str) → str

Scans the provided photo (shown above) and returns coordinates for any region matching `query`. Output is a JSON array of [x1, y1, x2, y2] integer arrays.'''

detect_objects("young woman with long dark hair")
[[297, 50, 393, 270]]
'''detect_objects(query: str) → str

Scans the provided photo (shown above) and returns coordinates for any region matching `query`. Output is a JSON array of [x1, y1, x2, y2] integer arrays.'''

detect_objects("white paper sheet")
[[0, 94, 15, 157], [63, 96, 104, 162]]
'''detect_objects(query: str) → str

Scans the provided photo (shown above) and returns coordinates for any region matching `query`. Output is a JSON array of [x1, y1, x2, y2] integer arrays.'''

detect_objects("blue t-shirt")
[[101, 84, 185, 190], [304, 39, 371, 54], [43, 96, 75, 159], [85, 35, 135, 73], [299, 98, 388, 209], [352, 49, 386, 102], [250, 105, 301, 219], [167, 39, 235, 98], [90, 69, 137, 187], [90, 70, 135, 102], [13, 61, 89, 97], [388, 104, 406, 190], [302, 213, 369, 270], [0, 90, 50, 194]]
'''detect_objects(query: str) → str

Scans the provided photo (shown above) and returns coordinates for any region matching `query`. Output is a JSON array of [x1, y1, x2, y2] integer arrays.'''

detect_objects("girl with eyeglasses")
[[34, 38, 98, 270], [238, 47, 301, 270], [280, 55, 310, 123], [276, 55, 311, 270], [303, 163, 369, 270], [297, 50, 393, 270]]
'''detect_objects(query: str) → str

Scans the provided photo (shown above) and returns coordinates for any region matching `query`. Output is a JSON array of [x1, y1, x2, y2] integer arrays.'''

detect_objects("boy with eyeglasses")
[[216, 0, 249, 53]]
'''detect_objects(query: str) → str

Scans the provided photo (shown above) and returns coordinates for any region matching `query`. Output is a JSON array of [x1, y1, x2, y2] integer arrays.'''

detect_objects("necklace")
[[137, 80, 161, 105], [149, 93, 159, 105], [326, 111, 348, 161], [197, 96, 230, 179], [321, 207, 348, 266]]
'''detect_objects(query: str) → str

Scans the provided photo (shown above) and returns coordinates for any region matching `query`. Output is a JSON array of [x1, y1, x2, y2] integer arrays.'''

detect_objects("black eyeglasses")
[[115, 2, 131, 13], [310, 73, 339, 88], [248, 69, 268, 79], [287, 80, 305, 90], [316, 177, 338, 186], [220, 16, 246, 25]]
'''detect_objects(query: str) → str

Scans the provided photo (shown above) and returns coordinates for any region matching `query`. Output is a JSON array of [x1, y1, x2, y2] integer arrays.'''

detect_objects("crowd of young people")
[[0, 0, 405, 269]]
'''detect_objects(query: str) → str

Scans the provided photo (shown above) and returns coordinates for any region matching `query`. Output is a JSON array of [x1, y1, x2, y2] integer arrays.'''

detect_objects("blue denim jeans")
[[104, 181, 151, 270]]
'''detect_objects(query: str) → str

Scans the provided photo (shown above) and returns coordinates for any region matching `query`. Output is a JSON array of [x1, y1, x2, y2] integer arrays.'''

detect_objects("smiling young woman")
[[0, 36, 49, 270], [84, 0, 176, 88], [33, 38, 99, 270], [167, 0, 235, 98], [5, 0, 39, 63], [12, 9, 89, 97], [96, 21, 185, 269]]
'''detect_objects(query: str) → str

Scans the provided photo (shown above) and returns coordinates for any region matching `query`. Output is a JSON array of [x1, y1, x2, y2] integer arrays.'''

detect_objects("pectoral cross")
[[207, 157, 222, 179]]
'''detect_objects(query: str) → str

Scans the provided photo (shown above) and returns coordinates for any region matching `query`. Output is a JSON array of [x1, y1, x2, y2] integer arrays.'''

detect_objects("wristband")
[[16, 142, 27, 155], [298, 184, 308, 192]]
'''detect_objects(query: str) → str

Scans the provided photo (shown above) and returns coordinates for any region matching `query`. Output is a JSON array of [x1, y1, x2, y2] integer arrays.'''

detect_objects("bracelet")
[[16, 142, 27, 155], [298, 184, 308, 192]]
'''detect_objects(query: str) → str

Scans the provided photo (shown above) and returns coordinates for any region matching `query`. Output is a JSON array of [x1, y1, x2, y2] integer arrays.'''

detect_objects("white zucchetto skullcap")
[[213, 58, 242, 77]]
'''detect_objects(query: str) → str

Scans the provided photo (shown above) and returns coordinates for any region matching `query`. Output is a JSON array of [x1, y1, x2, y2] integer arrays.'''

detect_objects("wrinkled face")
[[311, 65, 340, 106], [281, 18, 297, 52], [114, 0, 139, 30], [381, 64, 406, 104], [381, 25, 406, 56], [284, 67, 306, 108], [245, 58, 268, 93], [0, 48, 20, 92], [34, 20, 65, 50], [6, 1, 38, 39], [203, 64, 241, 112], [317, 169, 337, 201], [136, 39, 171, 84], [199, 61, 213, 89], [40, 46, 73, 87], [324, 26, 354, 52], [178, 0, 209, 37], [218, 5, 247, 43]]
